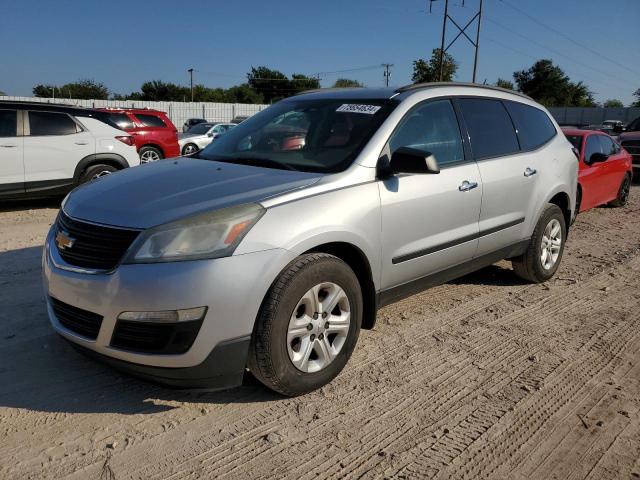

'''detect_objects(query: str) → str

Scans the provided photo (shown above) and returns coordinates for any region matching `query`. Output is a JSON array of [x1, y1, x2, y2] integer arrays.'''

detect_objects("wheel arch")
[[547, 190, 572, 235], [303, 241, 378, 330], [139, 143, 165, 156], [73, 153, 129, 183]]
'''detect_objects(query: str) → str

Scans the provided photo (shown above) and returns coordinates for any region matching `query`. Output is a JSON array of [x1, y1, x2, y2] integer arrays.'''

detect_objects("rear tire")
[[139, 146, 163, 163], [182, 143, 199, 155], [248, 253, 363, 396], [512, 204, 566, 283], [609, 174, 631, 207], [79, 164, 118, 184]]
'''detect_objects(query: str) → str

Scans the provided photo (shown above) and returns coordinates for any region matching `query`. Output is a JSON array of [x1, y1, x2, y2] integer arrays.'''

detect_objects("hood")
[[178, 132, 203, 140], [65, 158, 323, 229]]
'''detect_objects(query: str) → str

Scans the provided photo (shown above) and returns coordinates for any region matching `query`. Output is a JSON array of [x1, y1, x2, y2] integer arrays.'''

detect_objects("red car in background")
[[562, 128, 632, 214], [96, 108, 180, 162]]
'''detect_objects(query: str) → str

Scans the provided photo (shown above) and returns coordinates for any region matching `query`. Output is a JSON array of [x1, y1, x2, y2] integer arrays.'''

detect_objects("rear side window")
[[29, 111, 79, 136], [135, 114, 167, 128], [564, 134, 583, 153], [458, 99, 519, 159], [389, 99, 464, 166], [505, 101, 556, 150], [0, 110, 17, 137], [109, 113, 134, 130]]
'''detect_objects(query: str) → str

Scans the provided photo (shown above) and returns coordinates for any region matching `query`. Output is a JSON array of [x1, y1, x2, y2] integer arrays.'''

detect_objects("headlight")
[[124, 203, 265, 263]]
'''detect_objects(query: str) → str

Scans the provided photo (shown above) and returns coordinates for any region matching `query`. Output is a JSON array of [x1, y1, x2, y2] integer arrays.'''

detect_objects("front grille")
[[111, 319, 204, 354], [621, 140, 640, 158], [55, 211, 140, 270], [50, 297, 103, 340]]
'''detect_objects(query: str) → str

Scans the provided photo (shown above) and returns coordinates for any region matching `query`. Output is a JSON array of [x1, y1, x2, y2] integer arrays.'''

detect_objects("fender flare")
[[73, 153, 129, 183]]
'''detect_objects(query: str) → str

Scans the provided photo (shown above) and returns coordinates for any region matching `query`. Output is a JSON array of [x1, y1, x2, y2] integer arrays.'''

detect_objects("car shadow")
[[0, 245, 280, 416], [448, 263, 529, 287]]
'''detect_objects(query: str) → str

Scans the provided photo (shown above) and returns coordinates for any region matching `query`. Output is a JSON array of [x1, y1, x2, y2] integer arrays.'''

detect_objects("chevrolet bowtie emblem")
[[55, 230, 76, 250]]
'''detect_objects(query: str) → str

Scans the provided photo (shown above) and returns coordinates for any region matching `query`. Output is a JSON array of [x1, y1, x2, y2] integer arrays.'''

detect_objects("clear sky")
[[1, 0, 638, 105]]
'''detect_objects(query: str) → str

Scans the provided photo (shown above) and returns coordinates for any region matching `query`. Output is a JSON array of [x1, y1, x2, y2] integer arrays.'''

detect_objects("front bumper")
[[43, 228, 296, 388]]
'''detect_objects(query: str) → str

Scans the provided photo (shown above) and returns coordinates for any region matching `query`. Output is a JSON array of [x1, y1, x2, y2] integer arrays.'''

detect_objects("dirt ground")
[[1, 187, 639, 480]]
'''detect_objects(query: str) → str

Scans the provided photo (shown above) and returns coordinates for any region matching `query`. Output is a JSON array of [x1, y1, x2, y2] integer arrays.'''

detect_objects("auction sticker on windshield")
[[336, 104, 382, 115]]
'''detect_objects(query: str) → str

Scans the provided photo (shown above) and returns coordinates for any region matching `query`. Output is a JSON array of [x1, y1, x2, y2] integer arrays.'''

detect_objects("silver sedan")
[[178, 122, 237, 155]]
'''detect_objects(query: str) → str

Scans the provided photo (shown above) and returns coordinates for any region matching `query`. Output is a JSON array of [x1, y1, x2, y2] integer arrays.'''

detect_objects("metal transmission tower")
[[430, 0, 484, 83], [382, 63, 394, 87]]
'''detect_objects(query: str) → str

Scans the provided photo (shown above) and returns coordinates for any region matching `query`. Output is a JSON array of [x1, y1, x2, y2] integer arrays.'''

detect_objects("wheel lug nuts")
[[307, 323, 313, 331], [322, 312, 328, 318], [318, 333, 324, 340], [325, 322, 330, 329], [310, 334, 316, 341], [313, 312, 319, 319]]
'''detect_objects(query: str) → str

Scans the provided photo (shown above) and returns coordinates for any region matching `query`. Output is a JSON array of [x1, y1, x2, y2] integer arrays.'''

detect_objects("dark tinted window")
[[0, 110, 17, 137], [135, 114, 166, 128], [598, 135, 616, 155], [564, 134, 583, 153], [389, 99, 464, 166], [458, 99, 519, 159], [505, 101, 556, 150], [109, 113, 134, 130], [29, 111, 78, 136], [584, 135, 602, 163]]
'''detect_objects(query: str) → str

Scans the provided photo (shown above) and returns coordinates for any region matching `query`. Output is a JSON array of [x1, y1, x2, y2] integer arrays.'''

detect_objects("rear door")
[[23, 111, 95, 191], [598, 135, 628, 201], [0, 108, 24, 196], [580, 134, 605, 210], [456, 98, 540, 257], [379, 98, 482, 290]]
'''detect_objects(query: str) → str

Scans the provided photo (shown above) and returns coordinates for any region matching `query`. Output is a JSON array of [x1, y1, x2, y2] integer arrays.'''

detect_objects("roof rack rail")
[[395, 82, 532, 100]]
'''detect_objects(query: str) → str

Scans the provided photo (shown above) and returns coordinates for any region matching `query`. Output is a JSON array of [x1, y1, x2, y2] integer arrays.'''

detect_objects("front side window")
[[29, 111, 79, 136], [458, 98, 520, 159], [135, 114, 167, 128], [584, 135, 602, 163], [108, 113, 134, 130], [389, 99, 464, 166], [505, 101, 556, 151], [197, 98, 397, 173], [598, 135, 616, 155], [0, 110, 17, 137]]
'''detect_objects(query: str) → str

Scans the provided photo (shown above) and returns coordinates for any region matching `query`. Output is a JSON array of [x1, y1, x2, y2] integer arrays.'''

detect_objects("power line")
[[495, 0, 640, 77]]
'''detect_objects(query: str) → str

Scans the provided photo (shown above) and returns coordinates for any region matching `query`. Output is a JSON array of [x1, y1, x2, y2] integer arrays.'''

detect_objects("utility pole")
[[187, 68, 194, 102], [433, 0, 484, 83], [382, 63, 394, 87], [51, 86, 55, 101]]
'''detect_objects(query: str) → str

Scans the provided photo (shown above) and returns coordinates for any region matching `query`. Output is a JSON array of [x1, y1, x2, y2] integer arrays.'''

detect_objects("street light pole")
[[187, 68, 194, 102]]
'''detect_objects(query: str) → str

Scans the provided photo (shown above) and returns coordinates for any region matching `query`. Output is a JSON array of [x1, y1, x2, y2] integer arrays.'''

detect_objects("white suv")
[[0, 102, 140, 199]]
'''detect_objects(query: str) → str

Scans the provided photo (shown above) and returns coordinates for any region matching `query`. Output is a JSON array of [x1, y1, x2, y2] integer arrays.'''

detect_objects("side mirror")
[[613, 124, 623, 134], [389, 147, 440, 175], [589, 152, 608, 164], [207, 132, 214, 137]]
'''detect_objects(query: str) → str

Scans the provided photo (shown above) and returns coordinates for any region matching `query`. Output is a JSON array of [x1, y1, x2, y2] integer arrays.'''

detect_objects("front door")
[[0, 108, 24, 196], [379, 99, 482, 290]]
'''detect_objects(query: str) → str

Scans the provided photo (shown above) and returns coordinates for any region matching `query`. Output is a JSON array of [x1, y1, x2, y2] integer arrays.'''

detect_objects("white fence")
[[0, 96, 269, 129], [548, 107, 640, 127]]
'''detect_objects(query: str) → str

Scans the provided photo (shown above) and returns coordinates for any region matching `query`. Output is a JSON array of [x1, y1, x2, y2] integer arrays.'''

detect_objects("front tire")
[[248, 253, 363, 396], [609, 174, 631, 207], [182, 143, 199, 156], [512, 204, 566, 283]]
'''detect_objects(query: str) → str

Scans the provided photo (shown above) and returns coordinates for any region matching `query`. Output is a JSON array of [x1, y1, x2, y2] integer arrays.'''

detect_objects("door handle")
[[459, 180, 478, 192], [0, 144, 17, 148], [524, 167, 537, 177], [74, 141, 89, 145]]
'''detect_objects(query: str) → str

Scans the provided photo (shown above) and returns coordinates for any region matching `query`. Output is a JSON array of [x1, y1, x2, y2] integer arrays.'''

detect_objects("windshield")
[[188, 123, 214, 134], [196, 98, 398, 172], [565, 134, 583, 152]]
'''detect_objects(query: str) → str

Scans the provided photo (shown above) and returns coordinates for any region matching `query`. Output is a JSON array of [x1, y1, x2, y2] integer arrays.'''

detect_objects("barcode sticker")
[[336, 104, 381, 115]]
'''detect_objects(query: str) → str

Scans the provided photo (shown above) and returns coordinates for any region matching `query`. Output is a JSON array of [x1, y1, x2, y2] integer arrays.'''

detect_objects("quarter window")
[[458, 98, 520, 159], [29, 111, 79, 136], [505, 101, 556, 150], [389, 99, 464, 166], [0, 110, 17, 137], [108, 113, 134, 130], [135, 114, 166, 128]]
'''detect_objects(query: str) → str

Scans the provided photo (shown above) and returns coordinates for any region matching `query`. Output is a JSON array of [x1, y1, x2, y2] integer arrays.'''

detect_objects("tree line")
[[26, 57, 640, 108]]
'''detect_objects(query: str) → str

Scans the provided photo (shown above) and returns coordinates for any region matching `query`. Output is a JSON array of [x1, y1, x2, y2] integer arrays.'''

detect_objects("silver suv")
[[43, 83, 577, 396]]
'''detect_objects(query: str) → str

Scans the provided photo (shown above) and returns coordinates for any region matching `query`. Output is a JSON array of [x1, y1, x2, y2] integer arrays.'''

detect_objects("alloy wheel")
[[287, 282, 351, 373], [540, 218, 562, 270], [91, 170, 112, 180], [183, 144, 198, 155], [140, 150, 160, 163]]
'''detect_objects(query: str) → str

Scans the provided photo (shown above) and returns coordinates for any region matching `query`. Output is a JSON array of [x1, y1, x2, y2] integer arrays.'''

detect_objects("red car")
[[562, 128, 632, 214], [96, 108, 180, 162]]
